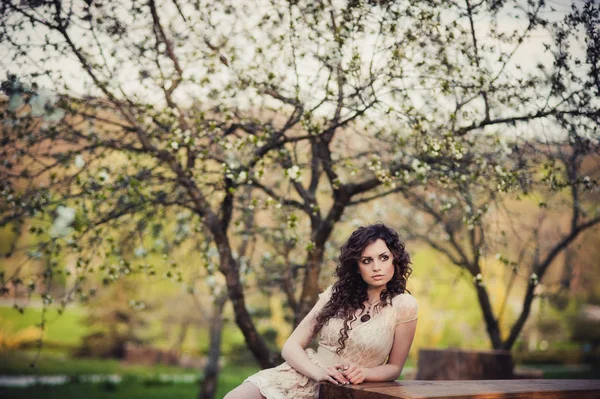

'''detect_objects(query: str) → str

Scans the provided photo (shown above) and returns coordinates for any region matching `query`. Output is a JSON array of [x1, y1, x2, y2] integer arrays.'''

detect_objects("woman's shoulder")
[[391, 291, 417, 305], [318, 284, 334, 302], [391, 291, 418, 324]]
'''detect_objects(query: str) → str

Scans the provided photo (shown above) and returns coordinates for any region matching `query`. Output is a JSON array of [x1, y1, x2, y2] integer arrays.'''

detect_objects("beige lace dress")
[[244, 285, 418, 399]]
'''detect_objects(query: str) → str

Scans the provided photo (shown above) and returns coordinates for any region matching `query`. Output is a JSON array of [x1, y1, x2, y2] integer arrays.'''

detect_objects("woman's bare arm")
[[281, 297, 349, 384], [341, 318, 417, 384]]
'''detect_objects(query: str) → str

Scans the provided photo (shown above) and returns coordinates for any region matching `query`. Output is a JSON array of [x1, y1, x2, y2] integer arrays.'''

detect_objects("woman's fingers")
[[344, 364, 357, 374], [326, 366, 349, 384], [334, 363, 350, 373], [344, 365, 365, 384], [327, 376, 339, 385], [345, 369, 359, 380], [334, 371, 350, 384]]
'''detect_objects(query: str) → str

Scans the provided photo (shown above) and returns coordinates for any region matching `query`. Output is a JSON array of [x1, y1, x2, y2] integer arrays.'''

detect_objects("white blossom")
[[8, 93, 25, 111], [98, 170, 110, 183], [530, 273, 539, 286], [134, 247, 147, 258], [29, 89, 58, 117], [207, 246, 219, 259], [411, 159, 421, 171], [286, 165, 302, 181], [237, 170, 248, 183], [500, 139, 512, 155], [74, 155, 85, 169], [50, 206, 76, 237], [206, 275, 216, 288]]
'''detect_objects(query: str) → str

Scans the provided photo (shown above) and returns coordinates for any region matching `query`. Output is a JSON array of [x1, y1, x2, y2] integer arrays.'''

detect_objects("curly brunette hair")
[[312, 222, 412, 355]]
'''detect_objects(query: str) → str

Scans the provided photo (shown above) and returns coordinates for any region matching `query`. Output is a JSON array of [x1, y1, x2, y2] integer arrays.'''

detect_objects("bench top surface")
[[321, 379, 600, 399]]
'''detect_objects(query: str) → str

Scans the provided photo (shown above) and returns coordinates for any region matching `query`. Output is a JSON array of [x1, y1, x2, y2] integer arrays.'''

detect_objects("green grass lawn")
[[0, 382, 199, 399], [0, 348, 259, 399], [0, 349, 214, 376], [0, 374, 254, 399], [0, 304, 247, 357], [0, 306, 89, 348]]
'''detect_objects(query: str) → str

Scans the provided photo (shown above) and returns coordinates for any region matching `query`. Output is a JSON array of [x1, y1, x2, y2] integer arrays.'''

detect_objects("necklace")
[[360, 298, 380, 323]]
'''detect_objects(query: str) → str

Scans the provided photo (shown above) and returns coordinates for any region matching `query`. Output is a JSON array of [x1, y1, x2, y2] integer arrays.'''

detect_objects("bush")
[[0, 326, 42, 350]]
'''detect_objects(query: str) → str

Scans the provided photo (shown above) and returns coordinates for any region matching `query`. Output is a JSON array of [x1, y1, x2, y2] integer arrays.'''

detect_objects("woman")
[[225, 223, 418, 399]]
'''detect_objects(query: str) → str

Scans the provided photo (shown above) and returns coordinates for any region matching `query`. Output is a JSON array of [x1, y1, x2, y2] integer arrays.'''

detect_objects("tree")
[[395, 134, 599, 349], [1, 0, 598, 370]]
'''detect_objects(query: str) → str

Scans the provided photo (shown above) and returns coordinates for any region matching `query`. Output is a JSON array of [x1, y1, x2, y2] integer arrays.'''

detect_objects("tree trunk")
[[503, 282, 537, 350], [214, 233, 279, 368], [294, 193, 350, 326], [198, 293, 227, 399], [295, 245, 325, 326], [173, 321, 190, 352], [474, 284, 503, 349]]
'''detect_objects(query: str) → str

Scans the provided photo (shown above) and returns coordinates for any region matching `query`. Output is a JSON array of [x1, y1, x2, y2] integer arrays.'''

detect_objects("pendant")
[[360, 314, 371, 323]]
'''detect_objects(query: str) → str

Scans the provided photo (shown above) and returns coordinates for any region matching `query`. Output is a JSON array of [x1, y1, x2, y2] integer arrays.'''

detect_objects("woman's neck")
[[366, 286, 384, 304]]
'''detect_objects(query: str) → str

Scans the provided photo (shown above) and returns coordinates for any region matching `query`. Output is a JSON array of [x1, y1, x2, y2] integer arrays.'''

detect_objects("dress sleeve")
[[317, 284, 333, 304], [393, 293, 418, 325]]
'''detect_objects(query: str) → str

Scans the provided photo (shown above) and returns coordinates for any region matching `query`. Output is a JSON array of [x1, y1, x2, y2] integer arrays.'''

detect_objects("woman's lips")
[[372, 275, 384, 280]]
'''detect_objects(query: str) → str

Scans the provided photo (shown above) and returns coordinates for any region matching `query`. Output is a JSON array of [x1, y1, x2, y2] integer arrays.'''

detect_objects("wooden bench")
[[319, 379, 600, 399]]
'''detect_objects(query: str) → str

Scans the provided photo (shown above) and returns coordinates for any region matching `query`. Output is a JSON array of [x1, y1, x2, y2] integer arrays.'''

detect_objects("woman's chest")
[[319, 307, 396, 350]]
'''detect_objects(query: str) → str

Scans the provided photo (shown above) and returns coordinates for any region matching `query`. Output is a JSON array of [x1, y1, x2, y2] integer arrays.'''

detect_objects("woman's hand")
[[313, 365, 350, 385], [335, 363, 366, 384]]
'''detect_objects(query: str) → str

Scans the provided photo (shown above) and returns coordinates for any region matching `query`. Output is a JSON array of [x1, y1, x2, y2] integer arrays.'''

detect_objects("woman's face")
[[357, 238, 395, 291]]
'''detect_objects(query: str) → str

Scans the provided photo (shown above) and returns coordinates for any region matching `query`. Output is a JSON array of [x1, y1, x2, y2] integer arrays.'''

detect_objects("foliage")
[[0, 305, 88, 348], [74, 279, 154, 358], [0, 0, 598, 368]]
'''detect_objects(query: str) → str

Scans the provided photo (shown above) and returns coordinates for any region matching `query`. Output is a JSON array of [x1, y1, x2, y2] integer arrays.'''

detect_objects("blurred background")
[[1, 0, 599, 398]]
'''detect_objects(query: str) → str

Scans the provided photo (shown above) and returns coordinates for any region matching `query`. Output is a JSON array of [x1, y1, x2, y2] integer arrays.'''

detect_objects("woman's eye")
[[363, 259, 370, 264], [381, 255, 389, 261]]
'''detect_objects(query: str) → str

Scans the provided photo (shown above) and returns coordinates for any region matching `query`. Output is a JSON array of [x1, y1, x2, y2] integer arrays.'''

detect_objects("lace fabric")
[[245, 285, 418, 399], [244, 348, 324, 399]]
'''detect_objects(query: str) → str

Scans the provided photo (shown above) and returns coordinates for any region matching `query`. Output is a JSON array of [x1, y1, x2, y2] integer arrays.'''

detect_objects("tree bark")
[[295, 244, 325, 326], [173, 321, 190, 352], [503, 282, 536, 350], [295, 190, 352, 325], [213, 231, 279, 368], [198, 293, 227, 399], [474, 284, 503, 349]]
